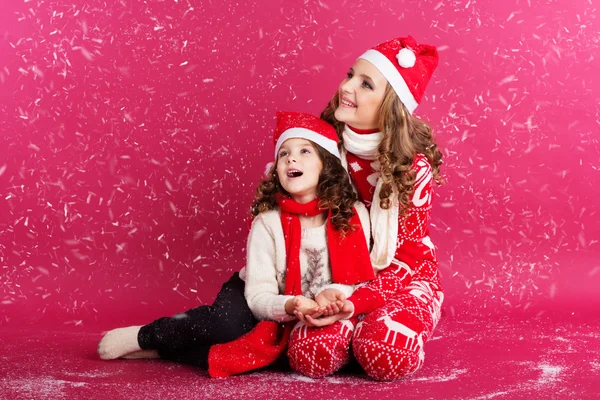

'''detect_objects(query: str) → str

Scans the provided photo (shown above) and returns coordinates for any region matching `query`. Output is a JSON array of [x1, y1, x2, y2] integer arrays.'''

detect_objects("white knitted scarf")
[[342, 125, 399, 271]]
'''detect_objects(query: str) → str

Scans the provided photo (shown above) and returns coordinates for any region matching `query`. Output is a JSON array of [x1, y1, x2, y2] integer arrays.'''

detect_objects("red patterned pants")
[[287, 282, 443, 381], [287, 317, 357, 378]]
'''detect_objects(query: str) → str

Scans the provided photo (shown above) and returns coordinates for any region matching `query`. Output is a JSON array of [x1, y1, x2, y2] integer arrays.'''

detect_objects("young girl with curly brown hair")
[[98, 112, 375, 377]]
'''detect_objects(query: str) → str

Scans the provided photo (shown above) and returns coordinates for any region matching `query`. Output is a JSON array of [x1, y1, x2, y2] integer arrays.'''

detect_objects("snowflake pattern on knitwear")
[[287, 319, 355, 378], [346, 152, 379, 208], [349, 161, 362, 173]]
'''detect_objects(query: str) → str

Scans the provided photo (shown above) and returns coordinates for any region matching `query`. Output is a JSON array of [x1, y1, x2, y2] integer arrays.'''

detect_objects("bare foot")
[[122, 350, 160, 359], [97, 326, 143, 360]]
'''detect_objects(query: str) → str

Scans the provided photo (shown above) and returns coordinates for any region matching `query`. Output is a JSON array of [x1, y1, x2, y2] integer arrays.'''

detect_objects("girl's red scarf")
[[208, 197, 374, 378]]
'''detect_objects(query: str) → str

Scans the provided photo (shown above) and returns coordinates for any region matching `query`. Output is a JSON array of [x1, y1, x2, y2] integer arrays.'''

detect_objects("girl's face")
[[276, 138, 323, 204], [334, 59, 388, 130]]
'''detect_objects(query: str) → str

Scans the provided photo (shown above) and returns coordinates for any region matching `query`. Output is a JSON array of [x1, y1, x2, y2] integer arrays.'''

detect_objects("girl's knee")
[[288, 348, 348, 378], [353, 337, 425, 381], [287, 321, 352, 378], [352, 315, 426, 381]]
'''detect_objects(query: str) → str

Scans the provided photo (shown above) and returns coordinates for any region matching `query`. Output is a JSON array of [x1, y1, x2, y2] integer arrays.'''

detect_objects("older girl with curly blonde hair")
[[292, 36, 445, 382]]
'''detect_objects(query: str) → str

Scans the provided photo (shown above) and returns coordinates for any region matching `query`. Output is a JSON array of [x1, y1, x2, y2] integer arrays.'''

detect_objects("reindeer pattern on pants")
[[352, 282, 443, 381]]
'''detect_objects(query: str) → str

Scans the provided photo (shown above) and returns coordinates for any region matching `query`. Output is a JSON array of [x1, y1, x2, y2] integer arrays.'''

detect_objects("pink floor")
[[2, 313, 598, 399]]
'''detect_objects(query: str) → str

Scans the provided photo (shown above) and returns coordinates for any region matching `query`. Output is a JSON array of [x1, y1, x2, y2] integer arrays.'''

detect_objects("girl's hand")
[[322, 300, 345, 317], [315, 288, 346, 308], [295, 300, 355, 328], [285, 295, 321, 316], [315, 288, 346, 316]]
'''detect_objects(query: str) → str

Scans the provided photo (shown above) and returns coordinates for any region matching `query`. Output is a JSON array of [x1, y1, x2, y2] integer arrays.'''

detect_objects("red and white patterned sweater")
[[346, 151, 444, 316]]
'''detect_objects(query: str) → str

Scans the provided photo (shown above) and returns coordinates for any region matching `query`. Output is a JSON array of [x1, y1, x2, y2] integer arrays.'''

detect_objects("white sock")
[[97, 326, 143, 360]]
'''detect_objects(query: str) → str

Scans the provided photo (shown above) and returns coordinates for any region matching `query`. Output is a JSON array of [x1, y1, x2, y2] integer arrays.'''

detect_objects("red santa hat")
[[358, 36, 438, 114], [273, 111, 340, 160]]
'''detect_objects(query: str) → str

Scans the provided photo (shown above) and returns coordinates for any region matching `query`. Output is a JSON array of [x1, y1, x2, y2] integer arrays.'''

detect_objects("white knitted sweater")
[[239, 202, 371, 322]]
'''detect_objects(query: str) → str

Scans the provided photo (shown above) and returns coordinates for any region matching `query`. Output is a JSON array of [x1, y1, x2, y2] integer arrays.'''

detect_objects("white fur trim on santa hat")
[[274, 128, 341, 160], [359, 49, 419, 114]]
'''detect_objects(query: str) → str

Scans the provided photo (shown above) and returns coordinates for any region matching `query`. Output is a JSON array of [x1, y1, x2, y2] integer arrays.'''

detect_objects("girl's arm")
[[347, 155, 442, 316], [393, 155, 443, 289], [344, 264, 412, 316], [244, 215, 296, 323]]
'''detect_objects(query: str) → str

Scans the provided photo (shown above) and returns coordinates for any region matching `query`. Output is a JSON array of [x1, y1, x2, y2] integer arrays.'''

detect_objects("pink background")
[[1, 0, 599, 331]]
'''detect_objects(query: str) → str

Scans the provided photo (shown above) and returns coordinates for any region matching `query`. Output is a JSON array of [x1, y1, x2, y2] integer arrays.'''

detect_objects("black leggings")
[[137, 272, 256, 369]]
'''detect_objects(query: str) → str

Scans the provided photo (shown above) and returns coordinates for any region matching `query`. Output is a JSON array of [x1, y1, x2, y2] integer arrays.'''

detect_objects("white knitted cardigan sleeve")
[[244, 211, 295, 323], [314, 201, 373, 299]]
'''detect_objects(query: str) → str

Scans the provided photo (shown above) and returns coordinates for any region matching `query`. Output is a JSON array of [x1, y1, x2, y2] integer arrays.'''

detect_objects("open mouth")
[[287, 169, 303, 178]]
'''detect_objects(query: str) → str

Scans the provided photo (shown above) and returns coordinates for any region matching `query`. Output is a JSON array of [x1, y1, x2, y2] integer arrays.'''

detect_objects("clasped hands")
[[284, 288, 354, 327]]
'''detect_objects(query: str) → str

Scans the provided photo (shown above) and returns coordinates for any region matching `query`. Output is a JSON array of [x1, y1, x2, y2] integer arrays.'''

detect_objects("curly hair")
[[320, 83, 443, 214], [251, 140, 358, 234]]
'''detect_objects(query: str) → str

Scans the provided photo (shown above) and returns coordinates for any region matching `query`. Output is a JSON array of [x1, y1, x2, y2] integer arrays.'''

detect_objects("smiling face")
[[276, 138, 323, 204], [334, 58, 388, 130]]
